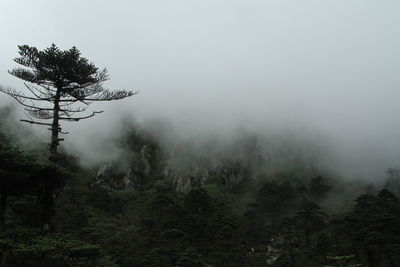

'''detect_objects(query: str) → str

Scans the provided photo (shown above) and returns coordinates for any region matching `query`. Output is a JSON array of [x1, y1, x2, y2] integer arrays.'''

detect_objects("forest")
[[1, 102, 400, 267], [1, 2, 400, 263]]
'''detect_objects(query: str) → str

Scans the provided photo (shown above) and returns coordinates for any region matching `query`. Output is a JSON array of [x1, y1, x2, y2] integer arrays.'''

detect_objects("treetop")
[[10, 44, 102, 89]]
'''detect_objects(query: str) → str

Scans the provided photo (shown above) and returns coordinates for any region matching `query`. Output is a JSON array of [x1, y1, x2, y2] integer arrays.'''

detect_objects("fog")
[[1, 1, 400, 181]]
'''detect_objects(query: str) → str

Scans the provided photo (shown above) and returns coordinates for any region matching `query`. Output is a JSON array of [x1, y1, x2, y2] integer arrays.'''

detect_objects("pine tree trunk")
[[49, 89, 61, 162], [42, 88, 61, 230]]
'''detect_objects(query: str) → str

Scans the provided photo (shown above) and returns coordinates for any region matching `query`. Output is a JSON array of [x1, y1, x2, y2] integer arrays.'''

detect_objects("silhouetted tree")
[[0, 44, 135, 229], [295, 200, 327, 264], [0, 44, 135, 161]]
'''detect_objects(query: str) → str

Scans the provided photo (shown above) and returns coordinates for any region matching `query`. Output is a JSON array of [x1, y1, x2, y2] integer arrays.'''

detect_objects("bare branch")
[[59, 111, 103, 121], [0, 86, 51, 102], [59, 106, 88, 114], [39, 84, 57, 93], [84, 90, 137, 102], [10, 95, 53, 112], [24, 83, 54, 101], [20, 119, 53, 126]]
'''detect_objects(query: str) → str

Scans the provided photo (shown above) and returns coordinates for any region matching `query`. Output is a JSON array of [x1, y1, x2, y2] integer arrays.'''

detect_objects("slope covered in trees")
[[1, 106, 400, 266]]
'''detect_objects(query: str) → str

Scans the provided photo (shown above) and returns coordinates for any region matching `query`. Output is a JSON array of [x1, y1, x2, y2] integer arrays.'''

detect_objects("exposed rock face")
[[91, 128, 166, 191], [246, 241, 280, 266], [92, 160, 211, 193], [266, 243, 280, 265], [91, 149, 254, 192], [128, 144, 158, 189], [165, 166, 209, 193], [90, 126, 323, 193], [91, 163, 132, 190], [122, 168, 133, 188], [218, 160, 248, 189], [92, 157, 252, 193]]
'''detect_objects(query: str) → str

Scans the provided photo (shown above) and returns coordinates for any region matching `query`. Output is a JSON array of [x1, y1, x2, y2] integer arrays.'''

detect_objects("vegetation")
[[1, 45, 400, 266], [0, 44, 135, 230], [1, 115, 400, 266], [0, 44, 135, 161]]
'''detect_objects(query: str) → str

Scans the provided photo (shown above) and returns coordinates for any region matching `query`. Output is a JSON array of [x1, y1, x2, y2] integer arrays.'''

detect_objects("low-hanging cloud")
[[0, 0, 399, 182]]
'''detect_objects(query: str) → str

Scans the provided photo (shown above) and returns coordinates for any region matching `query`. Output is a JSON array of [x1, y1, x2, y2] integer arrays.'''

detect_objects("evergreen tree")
[[295, 200, 327, 265], [0, 44, 135, 228], [0, 139, 67, 227], [346, 189, 400, 266], [0, 44, 135, 161]]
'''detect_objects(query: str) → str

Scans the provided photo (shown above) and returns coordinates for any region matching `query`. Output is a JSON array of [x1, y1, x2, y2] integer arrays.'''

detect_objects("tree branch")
[[0, 86, 51, 102], [59, 111, 103, 121], [24, 83, 54, 101], [20, 119, 53, 126]]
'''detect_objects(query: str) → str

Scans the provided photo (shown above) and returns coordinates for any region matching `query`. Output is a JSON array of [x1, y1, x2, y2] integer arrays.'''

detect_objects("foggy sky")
[[1, 1, 400, 179]]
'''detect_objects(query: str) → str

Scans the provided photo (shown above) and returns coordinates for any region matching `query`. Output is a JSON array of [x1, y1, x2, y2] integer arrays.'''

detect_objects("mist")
[[1, 0, 400, 182]]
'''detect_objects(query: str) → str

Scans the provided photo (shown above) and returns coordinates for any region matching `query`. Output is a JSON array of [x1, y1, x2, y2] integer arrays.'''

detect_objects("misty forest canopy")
[[1, 111, 400, 266], [2, 44, 400, 266], [0, 44, 135, 161]]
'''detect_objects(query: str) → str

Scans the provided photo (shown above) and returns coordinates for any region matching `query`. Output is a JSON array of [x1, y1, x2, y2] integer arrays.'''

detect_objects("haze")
[[1, 0, 400, 180]]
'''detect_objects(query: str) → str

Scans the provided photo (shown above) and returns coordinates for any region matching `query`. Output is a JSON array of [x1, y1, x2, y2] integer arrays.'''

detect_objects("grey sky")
[[1, 1, 400, 176]]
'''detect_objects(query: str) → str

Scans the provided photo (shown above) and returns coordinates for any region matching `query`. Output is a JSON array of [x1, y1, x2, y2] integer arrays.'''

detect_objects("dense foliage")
[[1, 109, 400, 266]]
